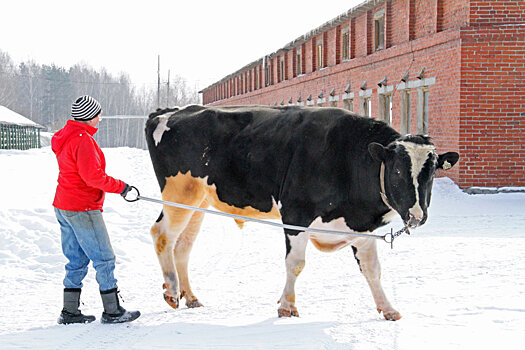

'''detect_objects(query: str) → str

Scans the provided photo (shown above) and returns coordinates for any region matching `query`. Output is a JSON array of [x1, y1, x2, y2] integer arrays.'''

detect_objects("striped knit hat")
[[71, 95, 101, 121]]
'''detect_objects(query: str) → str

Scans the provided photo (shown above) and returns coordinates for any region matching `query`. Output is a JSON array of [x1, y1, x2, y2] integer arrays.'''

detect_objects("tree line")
[[0, 50, 199, 131]]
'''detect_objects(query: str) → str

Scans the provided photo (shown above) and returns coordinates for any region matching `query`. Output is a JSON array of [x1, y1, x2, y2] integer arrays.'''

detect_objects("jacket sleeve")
[[76, 135, 126, 194]]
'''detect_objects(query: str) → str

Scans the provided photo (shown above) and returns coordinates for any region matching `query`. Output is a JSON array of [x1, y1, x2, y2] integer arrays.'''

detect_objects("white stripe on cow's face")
[[153, 114, 171, 146], [396, 141, 436, 220]]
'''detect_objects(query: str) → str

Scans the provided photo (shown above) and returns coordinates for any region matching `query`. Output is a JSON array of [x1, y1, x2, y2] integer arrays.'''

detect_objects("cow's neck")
[[379, 162, 395, 211]]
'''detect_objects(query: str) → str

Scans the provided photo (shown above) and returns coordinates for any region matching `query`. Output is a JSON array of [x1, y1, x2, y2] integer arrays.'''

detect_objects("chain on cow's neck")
[[379, 162, 411, 248]]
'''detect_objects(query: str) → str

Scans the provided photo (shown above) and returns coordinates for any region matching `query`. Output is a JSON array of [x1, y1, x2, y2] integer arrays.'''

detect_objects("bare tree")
[[0, 50, 201, 130], [0, 51, 16, 108]]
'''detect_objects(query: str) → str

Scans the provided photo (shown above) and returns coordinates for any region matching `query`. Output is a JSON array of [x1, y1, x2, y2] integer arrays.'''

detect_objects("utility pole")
[[167, 69, 170, 107], [157, 55, 160, 109]]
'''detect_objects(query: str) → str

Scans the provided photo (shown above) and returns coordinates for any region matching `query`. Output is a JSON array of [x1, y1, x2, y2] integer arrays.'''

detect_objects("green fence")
[[0, 124, 41, 150]]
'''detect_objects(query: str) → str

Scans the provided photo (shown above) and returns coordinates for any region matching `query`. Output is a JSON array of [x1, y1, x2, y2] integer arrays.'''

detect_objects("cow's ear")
[[368, 142, 387, 162], [437, 152, 459, 170]]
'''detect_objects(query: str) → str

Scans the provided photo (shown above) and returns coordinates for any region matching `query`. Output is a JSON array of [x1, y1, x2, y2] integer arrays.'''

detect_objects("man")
[[52, 95, 140, 324]]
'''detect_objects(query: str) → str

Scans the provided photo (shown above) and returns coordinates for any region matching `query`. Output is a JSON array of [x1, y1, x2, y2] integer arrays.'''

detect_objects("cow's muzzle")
[[407, 213, 426, 228]]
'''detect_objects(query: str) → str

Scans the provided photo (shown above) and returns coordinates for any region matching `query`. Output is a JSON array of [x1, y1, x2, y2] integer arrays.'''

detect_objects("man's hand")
[[120, 184, 132, 198], [121, 185, 140, 202]]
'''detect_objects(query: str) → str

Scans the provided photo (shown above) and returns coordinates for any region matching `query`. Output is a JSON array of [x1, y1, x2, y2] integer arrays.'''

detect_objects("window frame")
[[379, 93, 392, 125], [317, 39, 324, 69], [341, 27, 350, 61], [362, 97, 371, 117], [296, 48, 302, 76], [343, 98, 353, 111], [401, 89, 411, 134], [374, 10, 385, 51], [265, 60, 271, 86], [279, 56, 285, 82], [416, 87, 429, 134]]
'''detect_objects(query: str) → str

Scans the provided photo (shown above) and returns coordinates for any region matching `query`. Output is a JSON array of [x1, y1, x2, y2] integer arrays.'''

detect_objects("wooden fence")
[[0, 123, 42, 150]]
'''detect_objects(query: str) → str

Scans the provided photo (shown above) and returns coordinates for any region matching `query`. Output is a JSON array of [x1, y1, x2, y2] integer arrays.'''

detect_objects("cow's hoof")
[[383, 310, 402, 321], [278, 308, 299, 318], [163, 292, 180, 309], [186, 299, 203, 308]]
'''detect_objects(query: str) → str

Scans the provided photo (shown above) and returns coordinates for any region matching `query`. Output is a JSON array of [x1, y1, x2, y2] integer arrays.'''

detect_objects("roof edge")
[[200, 0, 385, 93]]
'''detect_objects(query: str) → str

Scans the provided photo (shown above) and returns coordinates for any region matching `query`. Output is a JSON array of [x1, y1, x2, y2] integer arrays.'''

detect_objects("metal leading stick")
[[123, 186, 405, 247]]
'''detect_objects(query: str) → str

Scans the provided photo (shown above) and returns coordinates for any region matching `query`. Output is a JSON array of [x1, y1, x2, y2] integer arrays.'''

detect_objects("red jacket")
[[52, 120, 126, 211]]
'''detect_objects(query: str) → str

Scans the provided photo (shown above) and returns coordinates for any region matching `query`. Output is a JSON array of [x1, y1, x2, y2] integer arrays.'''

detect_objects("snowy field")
[[0, 147, 524, 350]]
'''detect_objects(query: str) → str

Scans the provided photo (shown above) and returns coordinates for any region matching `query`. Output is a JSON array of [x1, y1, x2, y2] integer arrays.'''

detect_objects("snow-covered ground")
[[1, 147, 524, 350]]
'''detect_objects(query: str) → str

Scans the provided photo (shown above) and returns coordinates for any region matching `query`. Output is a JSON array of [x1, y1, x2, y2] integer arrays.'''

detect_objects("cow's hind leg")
[[353, 239, 401, 321], [278, 231, 309, 317], [174, 200, 207, 308], [150, 173, 206, 309]]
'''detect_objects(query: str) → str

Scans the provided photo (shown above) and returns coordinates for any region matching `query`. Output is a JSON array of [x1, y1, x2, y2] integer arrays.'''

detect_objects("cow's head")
[[368, 135, 459, 228]]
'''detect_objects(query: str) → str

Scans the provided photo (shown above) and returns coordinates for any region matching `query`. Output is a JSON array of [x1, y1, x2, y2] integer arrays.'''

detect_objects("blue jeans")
[[55, 208, 117, 291]]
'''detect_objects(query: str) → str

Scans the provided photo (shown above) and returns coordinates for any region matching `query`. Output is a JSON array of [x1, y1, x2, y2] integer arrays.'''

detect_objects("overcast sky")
[[2, 0, 362, 91]]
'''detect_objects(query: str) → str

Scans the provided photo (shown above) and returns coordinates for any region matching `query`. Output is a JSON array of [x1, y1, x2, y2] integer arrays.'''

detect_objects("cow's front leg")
[[278, 231, 309, 317], [353, 239, 401, 321]]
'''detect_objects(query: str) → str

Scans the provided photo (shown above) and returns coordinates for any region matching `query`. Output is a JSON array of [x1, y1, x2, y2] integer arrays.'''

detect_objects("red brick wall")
[[201, 0, 524, 188], [355, 12, 368, 57], [335, 25, 341, 65], [469, 0, 525, 25], [415, 0, 438, 38], [442, 0, 469, 30], [390, 0, 410, 45], [459, 24, 525, 187]]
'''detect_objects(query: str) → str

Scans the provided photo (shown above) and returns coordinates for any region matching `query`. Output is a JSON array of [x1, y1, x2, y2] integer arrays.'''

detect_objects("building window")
[[280, 56, 285, 82], [296, 48, 302, 75], [259, 66, 264, 89], [255, 67, 260, 90], [317, 39, 324, 69], [342, 27, 350, 61], [401, 90, 411, 134], [374, 10, 385, 51], [379, 94, 392, 125], [343, 98, 353, 111], [417, 88, 429, 134], [361, 97, 371, 117], [239, 76, 243, 95], [265, 61, 271, 86]]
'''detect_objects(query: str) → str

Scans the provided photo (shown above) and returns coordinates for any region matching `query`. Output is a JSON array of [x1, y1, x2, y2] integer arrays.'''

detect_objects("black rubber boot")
[[100, 288, 140, 324], [57, 288, 96, 324]]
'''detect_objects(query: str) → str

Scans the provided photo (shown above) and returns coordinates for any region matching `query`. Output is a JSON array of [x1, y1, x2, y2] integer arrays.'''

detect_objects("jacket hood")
[[52, 120, 98, 154]]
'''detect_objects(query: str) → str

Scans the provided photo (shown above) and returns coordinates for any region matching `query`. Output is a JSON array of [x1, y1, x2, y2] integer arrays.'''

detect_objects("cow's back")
[[145, 105, 398, 220]]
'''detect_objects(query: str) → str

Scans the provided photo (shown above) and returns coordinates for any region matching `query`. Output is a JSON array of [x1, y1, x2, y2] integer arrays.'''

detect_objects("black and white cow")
[[145, 105, 459, 320]]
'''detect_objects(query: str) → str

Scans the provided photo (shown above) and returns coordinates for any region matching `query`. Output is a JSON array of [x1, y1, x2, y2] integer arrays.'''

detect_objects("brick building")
[[199, 0, 525, 188]]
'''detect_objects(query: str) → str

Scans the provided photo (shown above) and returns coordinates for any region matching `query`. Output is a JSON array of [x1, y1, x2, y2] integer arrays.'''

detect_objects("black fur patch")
[[284, 233, 291, 257], [148, 107, 179, 119], [351, 246, 362, 272], [398, 135, 433, 145]]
